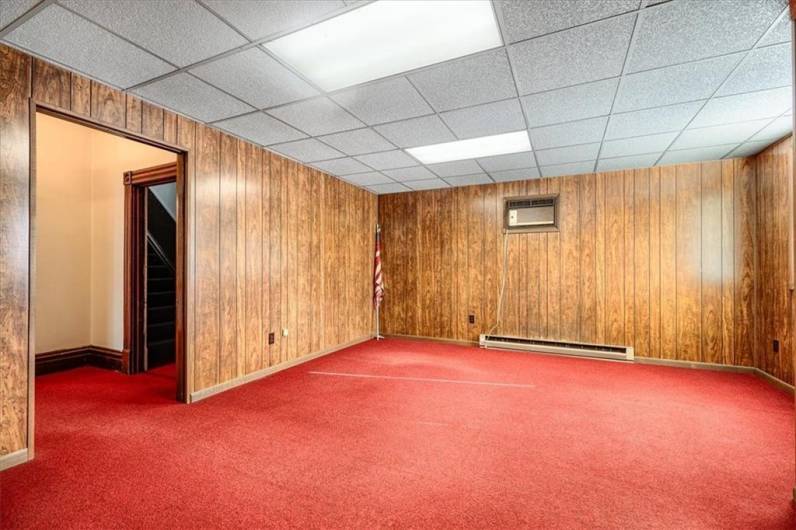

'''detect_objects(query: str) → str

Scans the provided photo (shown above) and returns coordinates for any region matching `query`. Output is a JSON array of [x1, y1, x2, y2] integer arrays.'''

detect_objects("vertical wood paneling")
[[659, 166, 677, 359], [560, 176, 579, 340], [90, 81, 124, 128], [194, 125, 220, 390], [720, 161, 735, 366], [219, 134, 238, 381], [604, 172, 625, 345], [734, 157, 757, 368], [579, 174, 596, 342], [32, 59, 69, 108], [142, 102, 164, 141], [676, 164, 702, 360], [634, 169, 651, 358], [125, 95, 142, 134], [244, 143, 262, 373], [0, 47, 31, 455], [701, 162, 723, 364], [649, 168, 661, 358], [70, 74, 90, 117]]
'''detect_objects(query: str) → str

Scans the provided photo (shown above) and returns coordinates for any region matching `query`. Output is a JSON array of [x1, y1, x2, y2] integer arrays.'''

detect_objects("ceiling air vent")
[[504, 194, 558, 233]]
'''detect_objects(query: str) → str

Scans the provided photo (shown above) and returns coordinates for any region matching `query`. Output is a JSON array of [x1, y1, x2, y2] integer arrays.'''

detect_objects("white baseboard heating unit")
[[479, 334, 634, 361]]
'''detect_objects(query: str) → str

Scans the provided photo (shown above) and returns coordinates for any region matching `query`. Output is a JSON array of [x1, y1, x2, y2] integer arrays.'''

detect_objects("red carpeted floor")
[[1, 338, 794, 528]]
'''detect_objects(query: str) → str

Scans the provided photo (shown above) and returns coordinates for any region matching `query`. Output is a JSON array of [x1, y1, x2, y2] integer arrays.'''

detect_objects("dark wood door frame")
[[30, 104, 188, 404], [123, 162, 185, 400]]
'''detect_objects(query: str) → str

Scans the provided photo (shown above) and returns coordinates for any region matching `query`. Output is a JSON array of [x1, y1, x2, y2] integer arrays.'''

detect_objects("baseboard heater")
[[479, 334, 634, 361]]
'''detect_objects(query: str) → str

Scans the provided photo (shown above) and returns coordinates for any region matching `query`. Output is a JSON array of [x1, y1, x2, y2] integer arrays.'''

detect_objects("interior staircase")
[[145, 188, 176, 369]]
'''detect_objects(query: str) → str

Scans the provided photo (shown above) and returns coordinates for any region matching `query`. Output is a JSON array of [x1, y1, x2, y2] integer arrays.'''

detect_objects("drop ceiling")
[[1, 0, 792, 194]]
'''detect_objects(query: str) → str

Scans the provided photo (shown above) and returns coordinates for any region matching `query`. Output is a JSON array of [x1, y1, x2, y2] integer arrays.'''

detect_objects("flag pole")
[[375, 223, 384, 340]]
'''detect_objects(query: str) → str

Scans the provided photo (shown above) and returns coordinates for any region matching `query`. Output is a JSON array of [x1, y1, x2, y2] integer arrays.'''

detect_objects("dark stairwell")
[[146, 188, 176, 369]]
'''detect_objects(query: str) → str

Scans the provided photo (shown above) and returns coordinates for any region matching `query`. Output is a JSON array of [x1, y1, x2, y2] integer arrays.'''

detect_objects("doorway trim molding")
[[123, 162, 184, 400], [29, 103, 190, 455]]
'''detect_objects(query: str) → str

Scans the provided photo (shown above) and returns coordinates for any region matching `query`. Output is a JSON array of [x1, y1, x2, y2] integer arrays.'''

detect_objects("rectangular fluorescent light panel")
[[264, 0, 502, 91], [407, 131, 532, 164]]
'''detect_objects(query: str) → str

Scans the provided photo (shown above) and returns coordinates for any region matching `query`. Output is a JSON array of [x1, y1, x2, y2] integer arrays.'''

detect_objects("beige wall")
[[35, 113, 175, 354]]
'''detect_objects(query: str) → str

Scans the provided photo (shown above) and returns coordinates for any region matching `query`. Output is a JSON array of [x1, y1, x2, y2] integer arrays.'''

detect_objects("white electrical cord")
[[487, 231, 510, 336]]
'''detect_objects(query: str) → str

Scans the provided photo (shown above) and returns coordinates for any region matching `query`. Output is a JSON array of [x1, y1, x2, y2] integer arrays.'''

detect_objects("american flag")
[[374, 225, 384, 309]]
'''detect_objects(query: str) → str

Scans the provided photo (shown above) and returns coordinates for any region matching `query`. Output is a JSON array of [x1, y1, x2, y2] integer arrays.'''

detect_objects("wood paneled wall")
[[0, 46, 376, 459], [754, 137, 794, 384], [379, 153, 794, 382]]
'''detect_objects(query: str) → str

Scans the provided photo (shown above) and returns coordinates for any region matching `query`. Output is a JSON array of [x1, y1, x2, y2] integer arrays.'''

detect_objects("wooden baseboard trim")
[[384, 333, 477, 347], [189, 335, 374, 403], [0, 448, 29, 471], [635, 356, 794, 393], [36, 345, 123, 375], [635, 356, 756, 374], [754, 367, 795, 394]]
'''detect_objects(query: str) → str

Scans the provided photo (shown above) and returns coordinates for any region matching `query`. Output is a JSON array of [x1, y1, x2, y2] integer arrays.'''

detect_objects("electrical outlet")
[[773, 339, 780, 353], [468, 314, 475, 324], [268, 332, 275, 345], [282, 328, 289, 337]]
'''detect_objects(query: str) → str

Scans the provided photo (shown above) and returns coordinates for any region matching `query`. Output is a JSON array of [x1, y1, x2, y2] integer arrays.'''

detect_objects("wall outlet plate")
[[282, 328, 289, 337], [468, 314, 475, 324], [268, 332, 275, 345]]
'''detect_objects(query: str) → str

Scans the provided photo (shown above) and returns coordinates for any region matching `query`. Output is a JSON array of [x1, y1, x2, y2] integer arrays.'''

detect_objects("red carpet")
[[1, 339, 794, 528]]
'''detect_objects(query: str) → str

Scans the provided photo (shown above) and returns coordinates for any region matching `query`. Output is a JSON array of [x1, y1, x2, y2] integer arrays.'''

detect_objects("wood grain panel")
[[0, 46, 31, 456], [219, 133, 238, 381], [70, 74, 90, 117], [701, 162, 723, 364], [90, 81, 125, 128], [659, 166, 677, 359], [194, 125, 221, 390], [244, 143, 263, 373], [675, 164, 702, 360], [32, 59, 69, 108], [734, 157, 757, 368], [142, 102, 164, 141], [634, 169, 651, 358], [125, 95, 142, 134]]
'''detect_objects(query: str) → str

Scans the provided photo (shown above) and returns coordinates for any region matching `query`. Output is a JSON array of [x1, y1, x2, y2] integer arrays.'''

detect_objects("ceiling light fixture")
[[406, 131, 532, 164], [264, 0, 502, 92]]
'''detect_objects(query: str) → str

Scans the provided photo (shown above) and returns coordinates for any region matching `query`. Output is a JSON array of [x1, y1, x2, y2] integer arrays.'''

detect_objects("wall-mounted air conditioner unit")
[[504, 194, 558, 233]]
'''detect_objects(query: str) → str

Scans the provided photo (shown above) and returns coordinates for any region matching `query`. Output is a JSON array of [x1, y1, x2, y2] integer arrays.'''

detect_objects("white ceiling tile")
[[318, 128, 394, 156], [341, 172, 393, 186], [214, 112, 306, 145], [268, 138, 342, 163], [134, 73, 254, 122], [522, 78, 618, 127], [597, 153, 661, 172], [191, 48, 318, 109], [61, 0, 246, 67], [440, 99, 525, 139], [332, 77, 432, 125], [490, 167, 541, 182], [498, 0, 640, 43], [408, 49, 517, 112], [540, 161, 595, 177], [202, 0, 345, 41], [530, 117, 608, 149], [690, 86, 791, 128], [382, 166, 437, 182], [727, 140, 775, 157], [509, 13, 635, 94], [367, 182, 410, 194], [716, 43, 792, 97], [750, 115, 792, 141], [0, 0, 38, 29], [5, 5, 173, 89], [759, 14, 791, 46], [606, 101, 703, 139], [355, 150, 417, 170], [312, 157, 371, 176], [267, 97, 363, 136], [445, 173, 493, 187], [374, 115, 456, 148], [614, 54, 742, 113], [658, 145, 737, 165], [537, 143, 601, 166], [600, 132, 678, 157], [427, 159, 484, 177], [627, 0, 784, 72], [673, 119, 772, 150], [405, 179, 450, 191], [477, 152, 536, 172]]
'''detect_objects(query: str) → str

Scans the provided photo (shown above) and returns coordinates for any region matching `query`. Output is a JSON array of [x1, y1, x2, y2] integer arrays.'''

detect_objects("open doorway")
[[33, 111, 186, 401], [124, 163, 179, 374]]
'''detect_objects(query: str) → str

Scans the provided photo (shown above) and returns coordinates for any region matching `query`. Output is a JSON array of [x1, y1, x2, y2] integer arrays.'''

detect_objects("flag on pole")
[[374, 225, 384, 309]]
